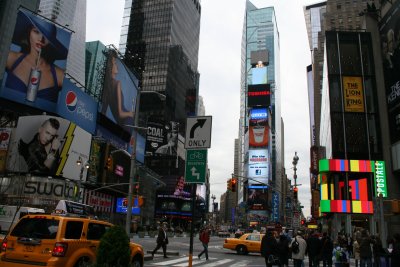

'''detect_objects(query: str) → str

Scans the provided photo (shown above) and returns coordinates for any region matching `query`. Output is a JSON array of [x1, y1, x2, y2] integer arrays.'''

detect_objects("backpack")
[[335, 248, 347, 262], [292, 237, 300, 253]]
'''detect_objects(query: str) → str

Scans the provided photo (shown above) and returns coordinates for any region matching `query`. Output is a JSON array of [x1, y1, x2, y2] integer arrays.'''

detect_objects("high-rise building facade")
[[85, 41, 107, 100], [119, 0, 201, 126], [304, 0, 399, 238], [239, 0, 282, 227], [38, 0, 86, 86], [119, 0, 203, 227]]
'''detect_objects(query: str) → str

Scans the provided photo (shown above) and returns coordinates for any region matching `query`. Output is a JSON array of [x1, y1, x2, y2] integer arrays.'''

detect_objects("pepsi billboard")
[[0, 10, 71, 113], [56, 78, 97, 134]]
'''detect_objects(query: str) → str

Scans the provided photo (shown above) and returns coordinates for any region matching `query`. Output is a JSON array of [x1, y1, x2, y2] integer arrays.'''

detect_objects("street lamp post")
[[76, 157, 89, 202], [125, 90, 166, 236], [292, 152, 299, 228], [211, 194, 216, 228]]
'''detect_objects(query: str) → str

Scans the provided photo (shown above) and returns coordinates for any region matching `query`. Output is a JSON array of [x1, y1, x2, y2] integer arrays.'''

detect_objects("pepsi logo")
[[65, 91, 77, 112], [30, 77, 39, 85]]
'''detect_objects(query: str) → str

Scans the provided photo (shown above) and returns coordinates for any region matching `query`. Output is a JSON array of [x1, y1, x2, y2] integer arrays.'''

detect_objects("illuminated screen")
[[319, 159, 387, 214]]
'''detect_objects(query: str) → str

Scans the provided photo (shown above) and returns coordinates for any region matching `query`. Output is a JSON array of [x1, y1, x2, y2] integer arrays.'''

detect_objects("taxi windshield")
[[11, 217, 59, 239]]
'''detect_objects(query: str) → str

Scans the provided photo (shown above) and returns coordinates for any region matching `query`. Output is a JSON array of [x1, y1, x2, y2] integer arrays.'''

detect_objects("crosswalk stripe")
[[148, 256, 190, 265], [192, 259, 234, 267]]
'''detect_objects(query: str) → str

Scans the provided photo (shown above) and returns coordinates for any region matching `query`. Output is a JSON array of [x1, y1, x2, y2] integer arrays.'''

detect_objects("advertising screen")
[[146, 121, 179, 156], [0, 10, 71, 113], [56, 78, 97, 134], [379, 1, 400, 143], [249, 119, 268, 147], [250, 108, 268, 120], [88, 138, 106, 184], [252, 67, 267, 85], [248, 149, 269, 186], [247, 188, 268, 210], [115, 197, 140, 215], [247, 84, 271, 107], [100, 49, 138, 132], [6, 115, 91, 180]]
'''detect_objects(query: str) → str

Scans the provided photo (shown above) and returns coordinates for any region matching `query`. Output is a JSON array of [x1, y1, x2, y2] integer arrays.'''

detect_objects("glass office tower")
[[239, 0, 282, 225], [119, 0, 201, 125]]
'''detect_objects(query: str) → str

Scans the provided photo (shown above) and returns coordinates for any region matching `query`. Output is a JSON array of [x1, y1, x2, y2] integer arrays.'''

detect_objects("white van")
[[0, 205, 45, 233]]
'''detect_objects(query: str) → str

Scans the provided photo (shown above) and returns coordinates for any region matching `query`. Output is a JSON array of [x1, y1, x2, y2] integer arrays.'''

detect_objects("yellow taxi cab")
[[0, 200, 144, 267], [223, 232, 264, 255]]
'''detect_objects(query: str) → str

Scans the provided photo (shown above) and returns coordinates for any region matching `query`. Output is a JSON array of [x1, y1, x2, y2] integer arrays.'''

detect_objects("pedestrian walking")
[[307, 231, 322, 267], [198, 228, 210, 260], [290, 231, 307, 267], [261, 230, 280, 267], [151, 223, 169, 258], [353, 238, 361, 267], [332, 243, 349, 267], [372, 235, 386, 267], [278, 233, 291, 267], [321, 232, 334, 267], [390, 233, 400, 267], [359, 229, 374, 267]]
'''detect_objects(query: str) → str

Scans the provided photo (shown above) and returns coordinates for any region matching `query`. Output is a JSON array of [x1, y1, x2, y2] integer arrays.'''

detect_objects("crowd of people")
[[260, 229, 400, 267]]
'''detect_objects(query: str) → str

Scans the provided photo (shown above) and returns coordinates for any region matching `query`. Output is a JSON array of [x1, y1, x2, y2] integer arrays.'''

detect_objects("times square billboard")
[[6, 115, 91, 181], [0, 9, 71, 112], [248, 149, 269, 187]]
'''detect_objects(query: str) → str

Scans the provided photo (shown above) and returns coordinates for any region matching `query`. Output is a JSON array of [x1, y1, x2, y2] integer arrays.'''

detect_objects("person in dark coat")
[[261, 230, 280, 267], [359, 229, 373, 267], [307, 231, 322, 267], [321, 232, 334, 267], [151, 224, 169, 258], [278, 233, 290, 267], [390, 233, 400, 267]]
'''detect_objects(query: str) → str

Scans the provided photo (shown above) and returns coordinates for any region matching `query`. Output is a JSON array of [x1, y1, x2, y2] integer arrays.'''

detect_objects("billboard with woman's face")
[[100, 49, 138, 132], [0, 9, 71, 112]]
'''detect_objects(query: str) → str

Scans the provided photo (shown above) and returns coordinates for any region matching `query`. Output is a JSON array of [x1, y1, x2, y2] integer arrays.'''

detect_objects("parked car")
[[223, 232, 264, 255], [0, 200, 144, 267]]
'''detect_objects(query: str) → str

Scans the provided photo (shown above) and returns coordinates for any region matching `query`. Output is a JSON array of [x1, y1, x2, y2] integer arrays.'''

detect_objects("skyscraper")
[[38, 0, 86, 86], [119, 0, 201, 125], [239, 0, 282, 225]]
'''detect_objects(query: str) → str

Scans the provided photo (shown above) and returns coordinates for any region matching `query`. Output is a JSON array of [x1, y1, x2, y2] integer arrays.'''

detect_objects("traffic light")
[[227, 178, 232, 191], [293, 187, 298, 200], [231, 178, 237, 192], [301, 219, 306, 225], [105, 156, 113, 171]]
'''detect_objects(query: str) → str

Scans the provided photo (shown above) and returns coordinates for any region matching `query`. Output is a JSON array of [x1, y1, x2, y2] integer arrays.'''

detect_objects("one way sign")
[[185, 116, 212, 149]]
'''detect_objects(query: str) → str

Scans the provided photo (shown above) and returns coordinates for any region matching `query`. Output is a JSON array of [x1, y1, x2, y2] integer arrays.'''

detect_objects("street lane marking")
[[194, 259, 233, 266]]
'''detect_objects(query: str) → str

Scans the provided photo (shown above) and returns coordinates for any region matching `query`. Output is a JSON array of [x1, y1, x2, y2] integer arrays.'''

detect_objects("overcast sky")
[[86, 0, 317, 216]]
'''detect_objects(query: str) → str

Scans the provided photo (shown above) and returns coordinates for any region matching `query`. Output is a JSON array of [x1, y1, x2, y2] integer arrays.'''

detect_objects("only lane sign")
[[185, 116, 212, 149]]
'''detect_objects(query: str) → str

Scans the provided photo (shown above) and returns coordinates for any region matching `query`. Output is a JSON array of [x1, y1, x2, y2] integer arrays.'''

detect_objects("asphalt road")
[[132, 235, 360, 267]]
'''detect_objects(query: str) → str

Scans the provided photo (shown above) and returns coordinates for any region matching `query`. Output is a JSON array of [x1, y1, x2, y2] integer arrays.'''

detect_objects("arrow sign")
[[191, 167, 200, 180], [190, 119, 206, 138], [185, 149, 207, 183], [185, 116, 212, 149]]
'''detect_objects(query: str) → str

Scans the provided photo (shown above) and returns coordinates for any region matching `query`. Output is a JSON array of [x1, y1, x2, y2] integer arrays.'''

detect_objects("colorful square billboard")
[[6, 115, 91, 181], [0, 9, 71, 113], [56, 78, 98, 134], [100, 49, 138, 133], [319, 159, 388, 214]]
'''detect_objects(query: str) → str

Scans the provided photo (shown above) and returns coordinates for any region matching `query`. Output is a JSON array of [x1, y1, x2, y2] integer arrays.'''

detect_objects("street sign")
[[185, 116, 212, 149], [185, 149, 207, 183]]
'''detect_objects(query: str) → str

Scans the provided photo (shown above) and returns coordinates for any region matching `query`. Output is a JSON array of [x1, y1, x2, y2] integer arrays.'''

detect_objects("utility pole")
[[292, 152, 299, 229]]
